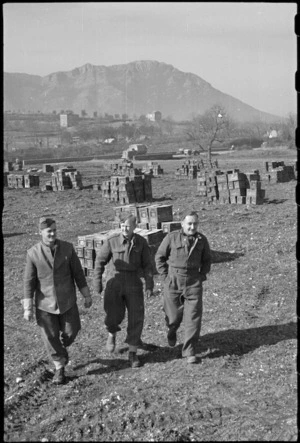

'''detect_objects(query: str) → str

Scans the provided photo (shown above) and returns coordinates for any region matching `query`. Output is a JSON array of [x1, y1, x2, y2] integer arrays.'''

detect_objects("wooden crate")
[[161, 221, 181, 234], [75, 246, 84, 258], [148, 205, 173, 223], [84, 248, 96, 260], [135, 228, 164, 245]]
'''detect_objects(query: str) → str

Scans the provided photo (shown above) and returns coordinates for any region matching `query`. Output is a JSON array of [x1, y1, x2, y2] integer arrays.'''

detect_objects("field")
[[3, 148, 297, 441]]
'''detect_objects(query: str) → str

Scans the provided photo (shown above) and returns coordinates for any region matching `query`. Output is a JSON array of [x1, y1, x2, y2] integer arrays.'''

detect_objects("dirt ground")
[[3, 149, 297, 441]]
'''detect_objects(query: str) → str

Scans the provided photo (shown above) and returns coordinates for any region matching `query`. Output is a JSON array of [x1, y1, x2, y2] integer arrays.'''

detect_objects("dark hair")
[[181, 210, 199, 221]]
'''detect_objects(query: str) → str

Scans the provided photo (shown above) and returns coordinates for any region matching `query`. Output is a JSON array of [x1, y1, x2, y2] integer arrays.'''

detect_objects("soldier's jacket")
[[23, 239, 87, 314], [93, 232, 154, 292], [155, 230, 211, 281]]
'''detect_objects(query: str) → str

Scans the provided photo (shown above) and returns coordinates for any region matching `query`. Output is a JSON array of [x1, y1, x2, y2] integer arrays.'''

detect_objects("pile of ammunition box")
[[142, 162, 164, 176], [5, 173, 40, 189], [263, 161, 296, 183], [76, 203, 182, 276], [42, 167, 83, 191], [108, 160, 142, 176], [102, 174, 153, 204], [175, 159, 219, 180], [197, 168, 266, 205]]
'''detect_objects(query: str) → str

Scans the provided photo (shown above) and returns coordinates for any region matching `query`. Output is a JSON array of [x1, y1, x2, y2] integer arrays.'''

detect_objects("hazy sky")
[[3, 2, 296, 117]]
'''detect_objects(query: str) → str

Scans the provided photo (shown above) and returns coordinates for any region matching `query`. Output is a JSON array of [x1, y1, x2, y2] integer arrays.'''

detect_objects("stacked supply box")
[[42, 164, 54, 173], [51, 167, 83, 191], [7, 174, 25, 189], [227, 170, 248, 204], [3, 172, 10, 187], [264, 161, 295, 183], [109, 160, 142, 176], [215, 171, 230, 204], [4, 162, 13, 172], [101, 174, 153, 204], [24, 174, 40, 188], [76, 230, 120, 277], [175, 158, 219, 180], [245, 170, 265, 205], [142, 162, 164, 177], [111, 203, 176, 232], [76, 228, 164, 276], [197, 168, 266, 205], [196, 170, 220, 204]]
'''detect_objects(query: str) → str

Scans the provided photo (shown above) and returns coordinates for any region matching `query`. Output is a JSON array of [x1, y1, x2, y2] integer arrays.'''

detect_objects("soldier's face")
[[40, 223, 57, 246], [121, 218, 136, 239], [181, 215, 198, 236]]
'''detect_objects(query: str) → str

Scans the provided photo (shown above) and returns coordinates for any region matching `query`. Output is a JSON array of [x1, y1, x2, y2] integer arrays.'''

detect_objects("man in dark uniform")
[[23, 217, 93, 384], [155, 210, 211, 364], [93, 213, 154, 368]]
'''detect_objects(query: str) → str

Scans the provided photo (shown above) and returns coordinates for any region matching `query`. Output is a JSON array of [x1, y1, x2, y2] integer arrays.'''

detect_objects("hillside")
[[4, 60, 279, 123]]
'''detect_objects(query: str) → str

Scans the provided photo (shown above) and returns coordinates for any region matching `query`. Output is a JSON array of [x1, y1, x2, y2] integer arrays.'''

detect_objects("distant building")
[[267, 129, 278, 139], [104, 138, 116, 144], [146, 111, 162, 122], [60, 113, 79, 128]]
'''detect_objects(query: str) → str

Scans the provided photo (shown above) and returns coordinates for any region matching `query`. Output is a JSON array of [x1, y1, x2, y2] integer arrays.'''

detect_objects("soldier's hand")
[[145, 289, 153, 299], [24, 310, 33, 321], [84, 296, 92, 309]]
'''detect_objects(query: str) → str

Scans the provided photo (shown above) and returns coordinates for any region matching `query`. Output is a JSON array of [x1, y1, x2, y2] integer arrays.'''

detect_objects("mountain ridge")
[[4, 60, 279, 122]]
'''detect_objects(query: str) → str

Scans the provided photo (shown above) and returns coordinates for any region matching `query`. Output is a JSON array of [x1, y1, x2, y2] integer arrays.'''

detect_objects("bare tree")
[[186, 104, 232, 163]]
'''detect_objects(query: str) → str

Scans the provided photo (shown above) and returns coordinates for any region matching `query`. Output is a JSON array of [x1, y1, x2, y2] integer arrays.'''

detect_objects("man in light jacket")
[[23, 217, 92, 384], [155, 210, 211, 364]]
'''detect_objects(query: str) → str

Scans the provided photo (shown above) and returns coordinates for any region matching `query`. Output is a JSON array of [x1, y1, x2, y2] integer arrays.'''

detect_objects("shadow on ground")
[[3, 232, 25, 238], [265, 198, 288, 204], [69, 322, 296, 374], [211, 250, 244, 263], [199, 321, 297, 358]]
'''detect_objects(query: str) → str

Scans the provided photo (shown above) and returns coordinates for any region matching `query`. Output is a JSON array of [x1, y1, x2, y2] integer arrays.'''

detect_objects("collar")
[[41, 239, 57, 250], [181, 230, 201, 239], [120, 232, 135, 245]]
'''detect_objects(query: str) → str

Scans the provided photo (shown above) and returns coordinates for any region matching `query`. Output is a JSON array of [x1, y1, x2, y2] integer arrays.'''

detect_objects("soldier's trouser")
[[36, 304, 81, 369], [104, 272, 144, 347], [163, 271, 203, 357]]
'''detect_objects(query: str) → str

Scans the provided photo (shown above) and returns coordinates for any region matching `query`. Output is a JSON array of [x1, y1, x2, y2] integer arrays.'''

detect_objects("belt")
[[169, 266, 200, 276]]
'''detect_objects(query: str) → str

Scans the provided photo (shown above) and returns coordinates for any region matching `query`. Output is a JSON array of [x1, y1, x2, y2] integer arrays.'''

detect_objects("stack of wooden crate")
[[175, 158, 219, 180], [197, 168, 266, 205], [24, 174, 40, 188], [42, 164, 54, 173], [196, 170, 220, 204], [111, 203, 181, 234], [245, 171, 265, 205], [76, 230, 120, 277], [6, 173, 40, 189], [142, 162, 164, 176], [4, 162, 13, 172], [101, 174, 153, 204], [264, 161, 295, 183], [51, 167, 83, 191], [76, 227, 165, 277]]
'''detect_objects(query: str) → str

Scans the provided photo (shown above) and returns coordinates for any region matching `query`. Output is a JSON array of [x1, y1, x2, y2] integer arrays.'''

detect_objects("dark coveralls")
[[155, 230, 211, 357], [93, 232, 154, 347]]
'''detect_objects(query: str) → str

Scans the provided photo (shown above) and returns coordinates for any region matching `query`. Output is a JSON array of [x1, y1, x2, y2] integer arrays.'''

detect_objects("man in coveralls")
[[23, 217, 93, 384], [93, 213, 154, 368], [155, 210, 211, 364]]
